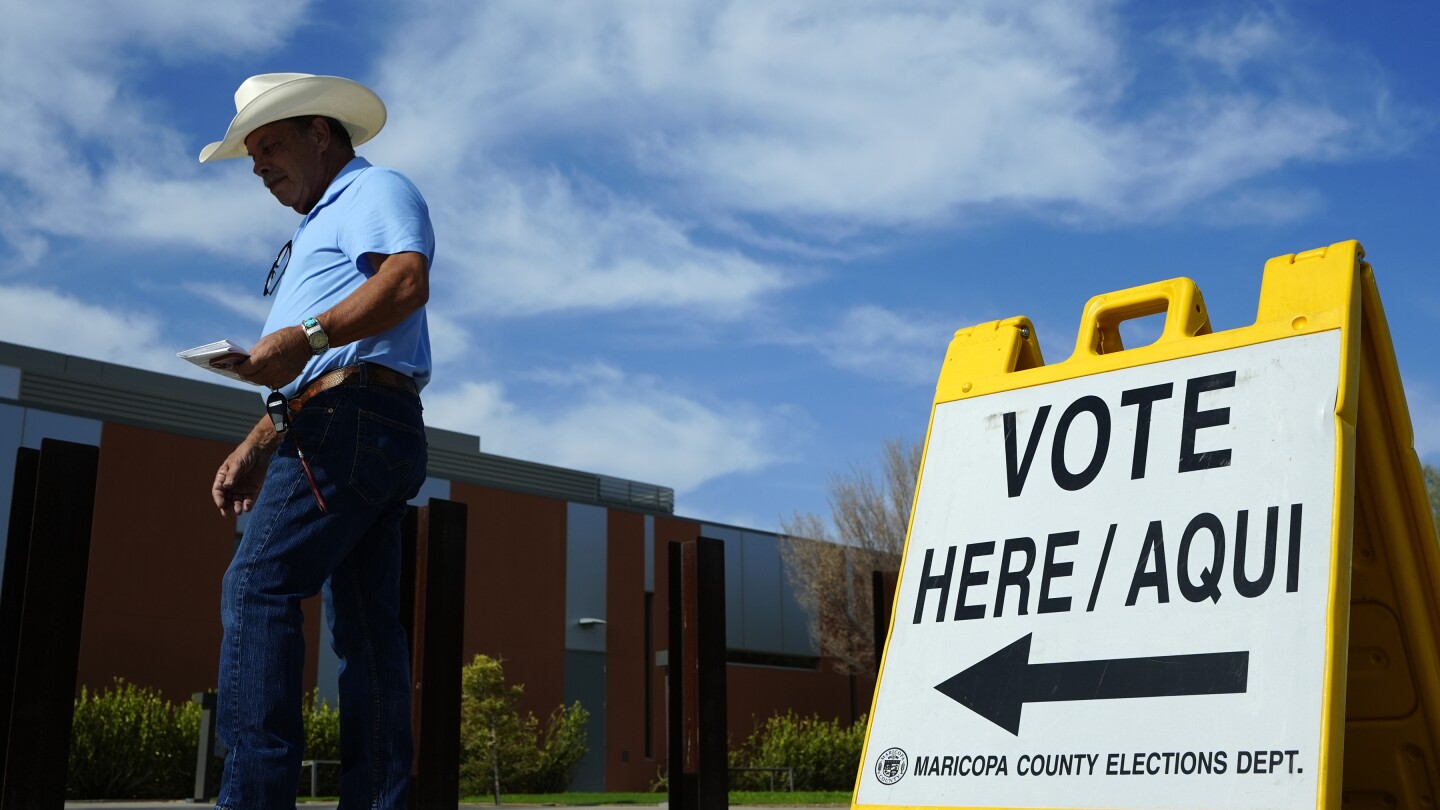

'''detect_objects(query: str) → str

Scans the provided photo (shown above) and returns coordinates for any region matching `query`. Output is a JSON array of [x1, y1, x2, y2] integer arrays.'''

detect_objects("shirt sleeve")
[[339, 168, 436, 275]]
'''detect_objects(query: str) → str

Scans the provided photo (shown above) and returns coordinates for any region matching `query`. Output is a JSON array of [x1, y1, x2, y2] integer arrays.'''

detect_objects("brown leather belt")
[[289, 363, 417, 413]]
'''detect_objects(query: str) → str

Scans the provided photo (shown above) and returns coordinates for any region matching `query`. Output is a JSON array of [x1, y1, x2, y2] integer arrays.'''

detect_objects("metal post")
[[0, 447, 38, 785], [189, 691, 219, 802], [872, 569, 897, 672], [667, 538, 728, 810], [0, 439, 100, 810], [406, 498, 468, 810]]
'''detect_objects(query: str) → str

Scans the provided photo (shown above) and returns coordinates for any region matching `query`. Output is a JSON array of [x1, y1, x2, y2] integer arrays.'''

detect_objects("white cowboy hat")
[[198, 73, 386, 163]]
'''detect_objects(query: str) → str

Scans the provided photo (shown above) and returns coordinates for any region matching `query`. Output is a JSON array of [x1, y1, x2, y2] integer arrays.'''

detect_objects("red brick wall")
[[604, 510, 650, 790], [76, 446, 579, 721], [449, 482, 567, 718], [77, 422, 323, 700]]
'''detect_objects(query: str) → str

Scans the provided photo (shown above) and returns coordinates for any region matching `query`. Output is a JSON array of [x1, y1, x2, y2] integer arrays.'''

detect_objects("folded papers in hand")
[[177, 339, 258, 385]]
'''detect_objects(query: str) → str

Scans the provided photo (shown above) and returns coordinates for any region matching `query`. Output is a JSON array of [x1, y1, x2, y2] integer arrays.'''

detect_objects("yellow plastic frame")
[[853, 241, 1440, 810]]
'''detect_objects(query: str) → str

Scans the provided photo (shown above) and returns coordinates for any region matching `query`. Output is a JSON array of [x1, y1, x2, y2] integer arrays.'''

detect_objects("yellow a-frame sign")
[[854, 241, 1440, 809]]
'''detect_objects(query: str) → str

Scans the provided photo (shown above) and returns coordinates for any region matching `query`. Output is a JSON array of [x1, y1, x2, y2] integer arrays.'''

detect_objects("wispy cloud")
[[1167, 8, 1283, 77], [371, 0, 1419, 234], [0, 283, 247, 391], [420, 166, 796, 318], [0, 0, 1431, 513], [178, 281, 272, 326], [3, 0, 1420, 319], [422, 363, 790, 491], [770, 304, 960, 385], [0, 1, 310, 266]]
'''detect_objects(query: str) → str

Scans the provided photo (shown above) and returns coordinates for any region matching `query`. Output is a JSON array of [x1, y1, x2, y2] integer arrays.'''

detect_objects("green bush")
[[458, 655, 589, 798], [729, 711, 866, 791], [67, 679, 203, 799], [299, 690, 343, 795], [530, 699, 591, 791]]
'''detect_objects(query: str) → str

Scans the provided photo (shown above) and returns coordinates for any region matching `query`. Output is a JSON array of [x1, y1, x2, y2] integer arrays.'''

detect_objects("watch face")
[[303, 319, 327, 352]]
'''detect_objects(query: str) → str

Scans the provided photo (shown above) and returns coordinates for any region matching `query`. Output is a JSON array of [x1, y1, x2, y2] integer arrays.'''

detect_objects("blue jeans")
[[216, 382, 427, 810]]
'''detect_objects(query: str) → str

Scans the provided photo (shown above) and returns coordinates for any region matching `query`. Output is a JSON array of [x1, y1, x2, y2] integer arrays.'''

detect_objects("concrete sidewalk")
[[65, 804, 740, 810], [63, 804, 834, 810], [64, 804, 673, 810], [64, 795, 835, 801], [66, 804, 341, 810]]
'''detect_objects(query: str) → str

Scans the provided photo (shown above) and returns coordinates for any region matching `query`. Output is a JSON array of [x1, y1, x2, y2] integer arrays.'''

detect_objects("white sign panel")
[[858, 331, 1341, 810]]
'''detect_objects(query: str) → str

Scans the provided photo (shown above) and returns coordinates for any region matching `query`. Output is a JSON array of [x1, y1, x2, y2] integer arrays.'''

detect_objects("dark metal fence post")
[[0, 439, 100, 810], [405, 498, 468, 810], [0, 447, 39, 783], [872, 570, 898, 672], [189, 691, 219, 802], [667, 537, 728, 810]]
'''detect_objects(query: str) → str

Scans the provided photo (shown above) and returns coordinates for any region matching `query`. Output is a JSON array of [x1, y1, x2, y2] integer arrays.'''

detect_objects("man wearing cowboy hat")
[[204, 73, 433, 809]]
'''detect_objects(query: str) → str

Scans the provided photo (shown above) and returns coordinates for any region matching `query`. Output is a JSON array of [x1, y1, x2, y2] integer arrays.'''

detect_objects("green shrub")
[[729, 711, 866, 791], [299, 690, 343, 795], [529, 700, 591, 791], [458, 655, 589, 798], [67, 679, 203, 799]]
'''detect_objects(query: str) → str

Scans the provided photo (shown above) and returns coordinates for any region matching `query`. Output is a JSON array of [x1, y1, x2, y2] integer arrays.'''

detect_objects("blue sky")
[[1, 0, 1436, 532]]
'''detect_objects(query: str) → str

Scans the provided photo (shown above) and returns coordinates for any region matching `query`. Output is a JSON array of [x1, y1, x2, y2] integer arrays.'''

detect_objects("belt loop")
[[357, 362, 370, 388]]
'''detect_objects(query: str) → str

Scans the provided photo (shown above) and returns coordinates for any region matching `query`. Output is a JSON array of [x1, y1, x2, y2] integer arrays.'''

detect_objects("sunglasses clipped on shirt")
[[263, 240, 292, 296]]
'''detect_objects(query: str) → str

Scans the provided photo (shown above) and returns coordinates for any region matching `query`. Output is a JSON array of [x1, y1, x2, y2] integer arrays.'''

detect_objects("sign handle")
[[1072, 277, 1212, 357]]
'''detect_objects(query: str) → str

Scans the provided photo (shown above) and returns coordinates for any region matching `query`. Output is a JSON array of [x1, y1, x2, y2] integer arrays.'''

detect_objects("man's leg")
[[327, 500, 414, 809], [215, 387, 413, 809], [329, 384, 427, 809], [215, 453, 324, 810]]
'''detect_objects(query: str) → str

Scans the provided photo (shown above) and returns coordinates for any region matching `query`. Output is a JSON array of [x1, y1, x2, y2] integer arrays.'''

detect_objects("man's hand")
[[212, 441, 273, 517], [233, 325, 311, 389]]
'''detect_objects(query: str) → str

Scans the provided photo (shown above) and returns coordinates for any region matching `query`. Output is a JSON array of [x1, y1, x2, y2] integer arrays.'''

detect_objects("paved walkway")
[[64, 795, 835, 801], [64, 804, 832, 810], [64, 804, 679, 810], [64, 804, 621, 810]]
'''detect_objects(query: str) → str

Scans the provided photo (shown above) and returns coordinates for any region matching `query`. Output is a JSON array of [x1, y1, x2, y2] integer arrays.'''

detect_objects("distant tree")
[[458, 655, 589, 801], [1425, 463, 1439, 537], [779, 437, 921, 675]]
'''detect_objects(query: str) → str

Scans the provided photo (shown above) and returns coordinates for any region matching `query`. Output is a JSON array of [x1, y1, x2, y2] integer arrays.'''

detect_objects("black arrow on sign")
[[934, 633, 1249, 736]]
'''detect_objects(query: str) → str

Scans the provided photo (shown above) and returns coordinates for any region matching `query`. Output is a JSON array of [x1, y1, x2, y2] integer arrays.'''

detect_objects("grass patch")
[[465, 793, 660, 805], [731, 790, 850, 805], [455, 790, 850, 805]]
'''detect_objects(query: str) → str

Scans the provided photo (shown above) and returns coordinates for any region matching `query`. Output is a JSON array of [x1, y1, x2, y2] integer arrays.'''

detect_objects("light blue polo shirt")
[[261, 157, 434, 399]]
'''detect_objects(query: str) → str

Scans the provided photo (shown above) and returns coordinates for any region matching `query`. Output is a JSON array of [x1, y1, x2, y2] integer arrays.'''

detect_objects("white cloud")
[[91, 168, 293, 259], [424, 311, 474, 368], [0, 284, 247, 390], [1, 0, 1430, 412], [1169, 10, 1283, 77], [422, 364, 787, 491], [0, 0, 308, 67], [0, 285, 165, 369], [371, 0, 1415, 230], [178, 281, 272, 326], [778, 305, 959, 385], [4, 0, 1419, 324], [422, 167, 794, 318], [0, 1, 309, 267]]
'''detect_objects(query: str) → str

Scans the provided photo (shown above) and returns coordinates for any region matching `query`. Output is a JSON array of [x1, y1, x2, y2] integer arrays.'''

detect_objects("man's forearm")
[[233, 251, 429, 391], [243, 414, 281, 453], [316, 251, 429, 348]]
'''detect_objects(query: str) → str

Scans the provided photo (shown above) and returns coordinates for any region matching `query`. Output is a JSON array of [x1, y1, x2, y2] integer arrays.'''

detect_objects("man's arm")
[[212, 414, 282, 516], [234, 251, 430, 389]]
